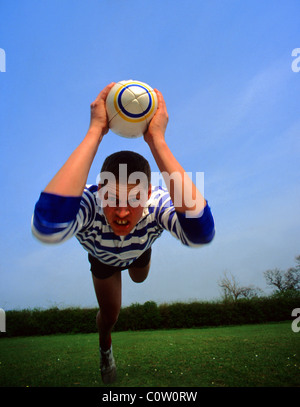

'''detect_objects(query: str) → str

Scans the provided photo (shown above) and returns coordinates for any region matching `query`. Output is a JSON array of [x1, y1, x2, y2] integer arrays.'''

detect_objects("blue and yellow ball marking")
[[113, 81, 156, 123]]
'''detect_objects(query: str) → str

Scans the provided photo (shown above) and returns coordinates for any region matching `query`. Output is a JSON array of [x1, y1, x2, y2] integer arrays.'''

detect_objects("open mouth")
[[115, 219, 129, 225], [113, 219, 131, 236]]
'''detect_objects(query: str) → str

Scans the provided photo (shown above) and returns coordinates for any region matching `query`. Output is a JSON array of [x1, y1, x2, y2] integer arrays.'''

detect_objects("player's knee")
[[130, 273, 147, 283], [98, 307, 120, 327], [128, 263, 150, 283], [107, 308, 120, 326], [108, 312, 119, 326]]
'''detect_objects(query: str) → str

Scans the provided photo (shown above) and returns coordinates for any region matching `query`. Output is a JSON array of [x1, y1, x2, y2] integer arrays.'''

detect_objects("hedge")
[[1, 294, 299, 337]]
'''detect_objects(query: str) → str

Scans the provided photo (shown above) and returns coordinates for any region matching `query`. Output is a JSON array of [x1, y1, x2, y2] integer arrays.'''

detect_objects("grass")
[[0, 322, 299, 387]]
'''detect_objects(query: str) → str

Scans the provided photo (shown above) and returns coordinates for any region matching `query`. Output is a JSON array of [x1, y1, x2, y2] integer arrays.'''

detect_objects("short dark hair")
[[100, 151, 151, 185]]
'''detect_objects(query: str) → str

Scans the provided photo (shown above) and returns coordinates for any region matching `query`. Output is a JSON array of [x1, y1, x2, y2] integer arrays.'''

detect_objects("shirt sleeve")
[[31, 186, 97, 244], [152, 187, 215, 246]]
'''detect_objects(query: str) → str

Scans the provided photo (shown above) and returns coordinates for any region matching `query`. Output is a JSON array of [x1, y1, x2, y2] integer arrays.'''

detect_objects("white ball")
[[106, 80, 158, 138]]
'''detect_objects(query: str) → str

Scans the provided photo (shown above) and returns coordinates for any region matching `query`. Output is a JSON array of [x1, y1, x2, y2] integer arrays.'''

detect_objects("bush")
[[4, 307, 98, 337], [116, 301, 162, 331], [2, 292, 299, 337]]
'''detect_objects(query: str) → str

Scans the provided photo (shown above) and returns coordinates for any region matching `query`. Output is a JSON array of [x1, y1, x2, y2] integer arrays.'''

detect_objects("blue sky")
[[0, 0, 299, 310]]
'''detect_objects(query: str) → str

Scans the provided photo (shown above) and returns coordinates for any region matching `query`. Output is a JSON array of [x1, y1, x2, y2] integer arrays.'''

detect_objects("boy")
[[32, 83, 215, 384]]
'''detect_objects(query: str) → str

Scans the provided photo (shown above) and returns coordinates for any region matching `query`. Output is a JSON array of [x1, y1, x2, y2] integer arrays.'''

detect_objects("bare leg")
[[92, 272, 122, 350], [128, 261, 151, 283]]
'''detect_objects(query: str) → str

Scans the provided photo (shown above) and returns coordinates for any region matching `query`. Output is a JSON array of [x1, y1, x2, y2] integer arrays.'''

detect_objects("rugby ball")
[[106, 80, 158, 138]]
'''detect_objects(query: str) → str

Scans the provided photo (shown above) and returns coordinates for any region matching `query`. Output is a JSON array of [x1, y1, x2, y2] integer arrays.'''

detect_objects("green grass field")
[[0, 322, 299, 387]]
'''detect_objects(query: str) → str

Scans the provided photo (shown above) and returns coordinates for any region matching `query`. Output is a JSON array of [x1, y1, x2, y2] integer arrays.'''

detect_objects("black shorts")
[[88, 247, 152, 280]]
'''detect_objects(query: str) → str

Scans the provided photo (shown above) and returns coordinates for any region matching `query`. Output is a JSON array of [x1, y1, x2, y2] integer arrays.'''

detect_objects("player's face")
[[99, 183, 152, 236]]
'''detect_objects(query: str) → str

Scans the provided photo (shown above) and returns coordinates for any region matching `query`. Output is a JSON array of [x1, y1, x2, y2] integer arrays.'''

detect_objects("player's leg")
[[128, 247, 152, 283], [92, 272, 121, 350], [128, 261, 151, 283], [92, 272, 121, 384]]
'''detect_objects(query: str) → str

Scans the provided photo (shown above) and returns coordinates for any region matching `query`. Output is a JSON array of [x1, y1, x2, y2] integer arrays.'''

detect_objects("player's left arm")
[[144, 89, 206, 216], [144, 89, 215, 244]]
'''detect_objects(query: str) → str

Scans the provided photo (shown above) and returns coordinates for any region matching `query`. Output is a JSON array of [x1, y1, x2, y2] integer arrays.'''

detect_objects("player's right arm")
[[44, 82, 115, 197], [31, 83, 115, 243]]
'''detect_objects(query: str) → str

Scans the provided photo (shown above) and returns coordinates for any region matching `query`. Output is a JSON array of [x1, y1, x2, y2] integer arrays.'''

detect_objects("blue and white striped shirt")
[[32, 185, 215, 268]]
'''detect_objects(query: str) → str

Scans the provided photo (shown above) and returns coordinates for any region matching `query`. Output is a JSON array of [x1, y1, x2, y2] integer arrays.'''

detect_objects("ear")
[[147, 183, 152, 199]]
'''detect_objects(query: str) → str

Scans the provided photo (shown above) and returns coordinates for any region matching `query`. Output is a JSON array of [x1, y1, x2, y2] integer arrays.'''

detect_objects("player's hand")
[[89, 82, 115, 136], [144, 89, 169, 144]]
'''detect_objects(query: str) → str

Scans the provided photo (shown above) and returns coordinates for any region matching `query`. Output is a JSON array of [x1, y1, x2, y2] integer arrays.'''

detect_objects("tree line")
[[1, 255, 299, 337], [218, 255, 300, 301]]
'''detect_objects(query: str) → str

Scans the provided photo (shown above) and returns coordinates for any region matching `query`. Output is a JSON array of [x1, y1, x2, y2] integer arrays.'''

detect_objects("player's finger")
[[154, 89, 166, 111], [95, 82, 115, 102], [154, 89, 168, 119]]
